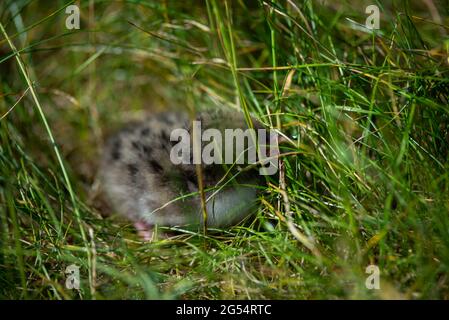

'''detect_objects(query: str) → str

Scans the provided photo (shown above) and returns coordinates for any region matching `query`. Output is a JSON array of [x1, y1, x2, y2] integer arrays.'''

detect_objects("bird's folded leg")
[[134, 221, 154, 241]]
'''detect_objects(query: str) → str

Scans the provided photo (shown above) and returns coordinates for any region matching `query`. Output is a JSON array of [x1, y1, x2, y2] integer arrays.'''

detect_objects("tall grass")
[[1, 0, 449, 299]]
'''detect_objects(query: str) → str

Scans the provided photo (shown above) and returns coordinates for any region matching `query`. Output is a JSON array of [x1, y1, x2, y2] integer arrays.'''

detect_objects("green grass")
[[1, 0, 449, 299]]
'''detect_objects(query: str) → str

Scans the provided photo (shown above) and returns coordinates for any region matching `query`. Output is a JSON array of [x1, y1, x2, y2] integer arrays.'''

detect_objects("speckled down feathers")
[[99, 109, 262, 230]]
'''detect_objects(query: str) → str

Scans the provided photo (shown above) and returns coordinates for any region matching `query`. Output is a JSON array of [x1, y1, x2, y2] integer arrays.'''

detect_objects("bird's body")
[[99, 109, 262, 239]]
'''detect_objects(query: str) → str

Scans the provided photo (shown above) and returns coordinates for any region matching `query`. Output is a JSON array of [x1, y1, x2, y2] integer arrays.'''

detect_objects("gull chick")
[[99, 109, 265, 240]]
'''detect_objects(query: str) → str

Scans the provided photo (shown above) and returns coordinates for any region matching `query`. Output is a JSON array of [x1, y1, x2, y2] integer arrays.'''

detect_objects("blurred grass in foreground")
[[1, 0, 449, 299]]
